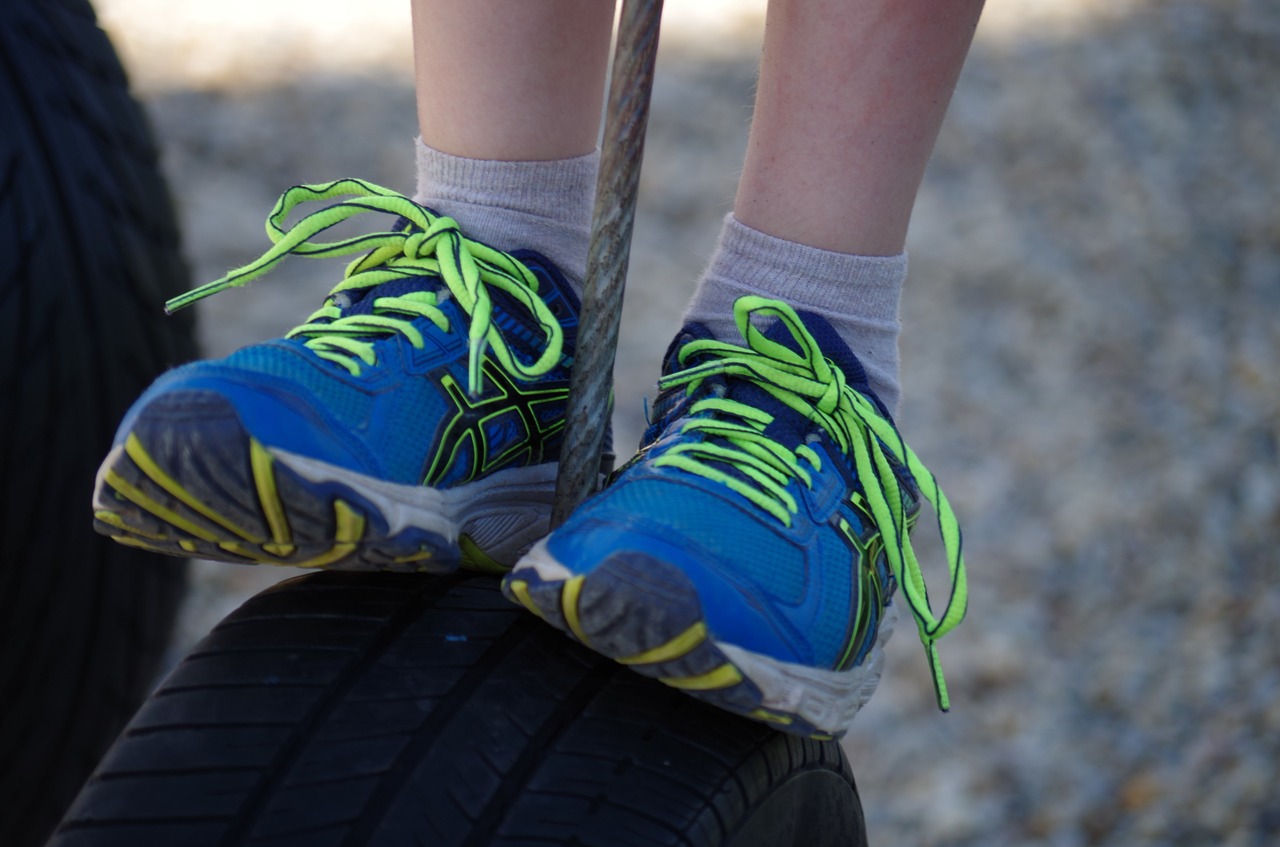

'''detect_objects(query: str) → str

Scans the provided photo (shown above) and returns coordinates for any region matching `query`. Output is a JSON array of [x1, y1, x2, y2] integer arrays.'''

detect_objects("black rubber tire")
[[0, 2, 196, 845], [51, 573, 868, 847]]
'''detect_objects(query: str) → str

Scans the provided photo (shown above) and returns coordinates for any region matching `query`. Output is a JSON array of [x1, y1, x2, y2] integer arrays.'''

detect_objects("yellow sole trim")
[[458, 535, 507, 574], [560, 575, 591, 647], [95, 509, 168, 541], [748, 708, 794, 726], [249, 438, 294, 555], [291, 499, 365, 569], [123, 433, 260, 543], [617, 621, 708, 666], [392, 549, 435, 565], [217, 540, 260, 560], [105, 468, 222, 544], [110, 534, 169, 553], [506, 579, 546, 620], [661, 662, 743, 691]]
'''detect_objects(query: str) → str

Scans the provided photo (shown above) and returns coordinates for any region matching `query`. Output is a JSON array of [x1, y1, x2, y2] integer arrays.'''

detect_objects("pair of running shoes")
[[92, 179, 967, 739]]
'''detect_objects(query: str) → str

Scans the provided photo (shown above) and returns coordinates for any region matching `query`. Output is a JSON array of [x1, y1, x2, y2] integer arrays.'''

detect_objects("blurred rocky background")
[[95, 0, 1279, 844]]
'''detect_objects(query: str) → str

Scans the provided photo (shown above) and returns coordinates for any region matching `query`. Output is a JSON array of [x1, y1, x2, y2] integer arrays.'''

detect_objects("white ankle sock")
[[413, 137, 597, 294], [682, 215, 906, 413]]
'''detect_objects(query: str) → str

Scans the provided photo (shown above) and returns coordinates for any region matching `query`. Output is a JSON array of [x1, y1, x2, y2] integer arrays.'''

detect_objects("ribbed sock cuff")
[[683, 215, 906, 412], [413, 137, 597, 292]]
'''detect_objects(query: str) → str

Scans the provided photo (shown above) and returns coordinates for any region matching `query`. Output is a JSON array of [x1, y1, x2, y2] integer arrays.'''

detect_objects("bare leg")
[[735, 0, 986, 255], [685, 0, 986, 411], [410, 0, 618, 289], [412, 0, 616, 161]]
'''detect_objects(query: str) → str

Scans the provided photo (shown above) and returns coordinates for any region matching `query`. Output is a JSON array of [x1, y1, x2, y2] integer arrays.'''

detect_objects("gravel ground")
[[96, 1, 1279, 844]]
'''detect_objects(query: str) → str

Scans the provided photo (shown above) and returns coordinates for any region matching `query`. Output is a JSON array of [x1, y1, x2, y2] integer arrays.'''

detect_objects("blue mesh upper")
[[117, 252, 580, 488], [547, 312, 903, 670]]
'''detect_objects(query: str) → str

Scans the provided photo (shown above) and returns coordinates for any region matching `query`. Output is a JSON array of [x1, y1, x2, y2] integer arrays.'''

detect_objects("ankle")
[[413, 138, 597, 292], [682, 215, 905, 413]]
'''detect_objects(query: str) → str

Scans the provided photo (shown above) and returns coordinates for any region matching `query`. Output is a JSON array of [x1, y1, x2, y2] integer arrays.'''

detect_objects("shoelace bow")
[[655, 295, 969, 710], [165, 178, 563, 394]]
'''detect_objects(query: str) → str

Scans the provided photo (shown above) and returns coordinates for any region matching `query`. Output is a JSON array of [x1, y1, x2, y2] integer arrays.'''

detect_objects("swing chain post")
[[551, 0, 664, 528]]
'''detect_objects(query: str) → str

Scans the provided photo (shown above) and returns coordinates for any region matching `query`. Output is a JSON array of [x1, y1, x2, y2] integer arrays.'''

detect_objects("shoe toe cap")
[[116, 365, 375, 476], [543, 513, 806, 664]]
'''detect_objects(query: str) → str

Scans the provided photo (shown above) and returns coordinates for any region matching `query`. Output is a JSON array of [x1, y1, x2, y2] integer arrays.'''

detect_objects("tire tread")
[[53, 574, 865, 846]]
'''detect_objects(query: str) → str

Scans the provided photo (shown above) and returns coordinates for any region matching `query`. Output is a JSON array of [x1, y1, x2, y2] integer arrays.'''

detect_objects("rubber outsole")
[[504, 540, 893, 739], [92, 391, 556, 572]]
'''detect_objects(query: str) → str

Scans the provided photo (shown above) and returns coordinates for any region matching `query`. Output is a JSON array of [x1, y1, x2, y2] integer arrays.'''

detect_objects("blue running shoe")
[[505, 296, 967, 738], [93, 179, 597, 572]]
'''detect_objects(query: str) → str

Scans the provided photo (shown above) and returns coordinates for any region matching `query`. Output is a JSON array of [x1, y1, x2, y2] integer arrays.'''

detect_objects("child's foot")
[[505, 295, 967, 738], [94, 179, 591, 572]]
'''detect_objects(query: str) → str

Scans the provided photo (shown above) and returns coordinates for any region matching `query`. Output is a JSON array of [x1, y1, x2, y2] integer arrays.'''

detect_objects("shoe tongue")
[[665, 308, 889, 438], [665, 311, 871, 394], [659, 320, 715, 376], [332, 274, 444, 317], [762, 309, 873, 396], [757, 309, 896, 423], [328, 216, 448, 317]]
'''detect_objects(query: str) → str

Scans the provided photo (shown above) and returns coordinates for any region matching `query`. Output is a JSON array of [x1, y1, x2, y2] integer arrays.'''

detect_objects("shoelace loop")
[[655, 295, 969, 711], [165, 178, 563, 393]]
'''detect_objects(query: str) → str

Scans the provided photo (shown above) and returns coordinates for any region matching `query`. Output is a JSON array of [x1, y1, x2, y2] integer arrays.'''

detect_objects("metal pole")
[[551, 0, 664, 528]]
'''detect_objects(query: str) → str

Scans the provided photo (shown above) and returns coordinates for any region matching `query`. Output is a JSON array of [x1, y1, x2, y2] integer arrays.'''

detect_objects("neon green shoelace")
[[165, 178, 564, 394], [655, 296, 969, 710]]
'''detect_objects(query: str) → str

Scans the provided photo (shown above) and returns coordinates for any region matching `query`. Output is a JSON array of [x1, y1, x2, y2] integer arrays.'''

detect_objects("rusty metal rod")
[[551, 0, 664, 528]]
